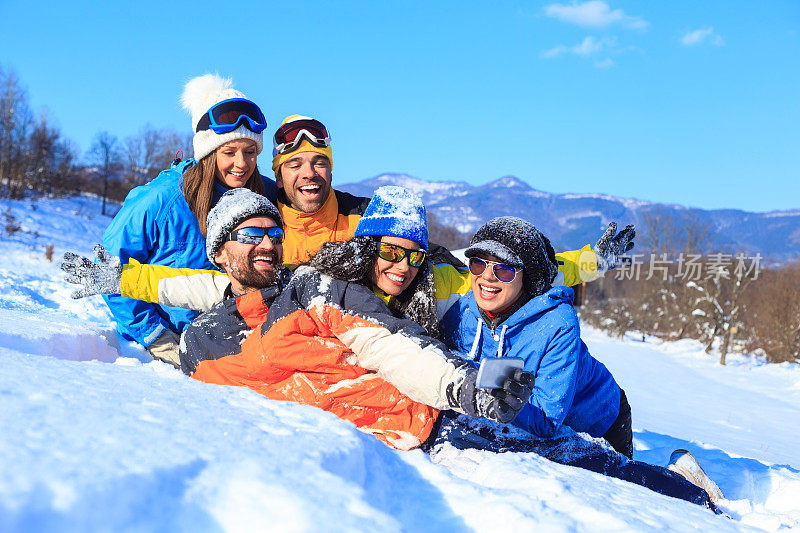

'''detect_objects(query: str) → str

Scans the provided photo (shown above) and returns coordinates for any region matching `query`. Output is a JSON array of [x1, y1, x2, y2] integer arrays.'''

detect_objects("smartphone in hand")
[[476, 357, 525, 389]]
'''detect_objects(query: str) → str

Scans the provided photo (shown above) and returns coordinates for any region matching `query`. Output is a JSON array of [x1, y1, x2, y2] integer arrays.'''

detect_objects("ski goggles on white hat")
[[272, 117, 331, 156], [196, 98, 268, 134]]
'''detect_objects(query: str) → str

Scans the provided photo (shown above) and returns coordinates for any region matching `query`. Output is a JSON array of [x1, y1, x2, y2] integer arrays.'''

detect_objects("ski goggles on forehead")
[[273, 118, 331, 156], [468, 257, 521, 283], [377, 242, 427, 268], [196, 98, 268, 134], [227, 226, 284, 245]]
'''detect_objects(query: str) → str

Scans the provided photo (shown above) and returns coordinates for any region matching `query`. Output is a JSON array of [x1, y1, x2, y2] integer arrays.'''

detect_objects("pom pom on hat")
[[181, 74, 264, 161], [354, 186, 429, 248], [206, 188, 282, 267]]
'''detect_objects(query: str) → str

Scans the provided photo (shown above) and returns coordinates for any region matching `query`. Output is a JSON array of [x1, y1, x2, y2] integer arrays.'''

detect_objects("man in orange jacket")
[[267, 115, 370, 267]]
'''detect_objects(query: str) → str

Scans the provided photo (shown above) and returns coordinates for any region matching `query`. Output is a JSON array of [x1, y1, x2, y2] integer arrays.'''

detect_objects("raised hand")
[[594, 222, 635, 273], [61, 244, 122, 299]]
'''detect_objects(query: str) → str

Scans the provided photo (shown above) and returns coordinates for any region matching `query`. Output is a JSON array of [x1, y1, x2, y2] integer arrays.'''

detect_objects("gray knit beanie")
[[206, 188, 282, 267], [464, 216, 559, 297]]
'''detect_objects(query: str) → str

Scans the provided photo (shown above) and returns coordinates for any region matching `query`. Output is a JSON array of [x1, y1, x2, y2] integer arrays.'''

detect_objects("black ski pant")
[[422, 412, 717, 512], [601, 388, 633, 459]]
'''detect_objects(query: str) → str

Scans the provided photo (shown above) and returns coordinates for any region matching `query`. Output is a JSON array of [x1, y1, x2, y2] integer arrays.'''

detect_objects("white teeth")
[[299, 185, 320, 191], [480, 285, 501, 294], [230, 171, 245, 176], [386, 273, 405, 283]]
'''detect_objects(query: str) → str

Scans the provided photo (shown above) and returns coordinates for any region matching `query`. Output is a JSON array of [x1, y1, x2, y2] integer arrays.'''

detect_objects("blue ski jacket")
[[441, 285, 621, 438], [101, 159, 277, 347]]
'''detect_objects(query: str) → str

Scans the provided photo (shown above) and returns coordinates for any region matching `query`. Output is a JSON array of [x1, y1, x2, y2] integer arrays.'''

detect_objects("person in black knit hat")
[[448, 216, 632, 456], [436, 216, 725, 511]]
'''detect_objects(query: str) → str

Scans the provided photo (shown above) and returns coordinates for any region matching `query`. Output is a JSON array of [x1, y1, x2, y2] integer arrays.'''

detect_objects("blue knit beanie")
[[354, 186, 429, 249]]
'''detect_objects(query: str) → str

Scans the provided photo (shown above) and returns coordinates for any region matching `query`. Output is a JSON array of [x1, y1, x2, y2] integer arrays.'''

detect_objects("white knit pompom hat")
[[181, 74, 264, 161]]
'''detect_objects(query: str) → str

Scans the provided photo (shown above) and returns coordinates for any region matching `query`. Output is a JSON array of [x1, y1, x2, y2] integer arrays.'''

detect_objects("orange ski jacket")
[[188, 267, 473, 450]]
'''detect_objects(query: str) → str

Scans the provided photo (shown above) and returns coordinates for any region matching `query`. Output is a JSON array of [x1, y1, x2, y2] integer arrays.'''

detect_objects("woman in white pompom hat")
[[100, 74, 276, 367]]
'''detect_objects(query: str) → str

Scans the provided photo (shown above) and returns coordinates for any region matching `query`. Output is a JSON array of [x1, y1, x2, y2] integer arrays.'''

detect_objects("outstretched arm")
[[62, 245, 230, 312], [554, 223, 635, 286]]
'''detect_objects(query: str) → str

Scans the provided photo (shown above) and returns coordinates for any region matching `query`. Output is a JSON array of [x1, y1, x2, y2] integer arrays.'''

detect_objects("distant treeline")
[[0, 65, 192, 213], [0, 65, 469, 240], [581, 209, 800, 365]]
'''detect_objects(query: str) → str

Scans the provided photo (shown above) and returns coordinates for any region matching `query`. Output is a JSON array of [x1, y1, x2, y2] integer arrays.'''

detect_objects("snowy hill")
[[1, 194, 799, 532], [338, 174, 800, 261]]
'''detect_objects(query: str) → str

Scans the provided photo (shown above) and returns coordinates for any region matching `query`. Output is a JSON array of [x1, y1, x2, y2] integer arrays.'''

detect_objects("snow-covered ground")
[[0, 195, 798, 532]]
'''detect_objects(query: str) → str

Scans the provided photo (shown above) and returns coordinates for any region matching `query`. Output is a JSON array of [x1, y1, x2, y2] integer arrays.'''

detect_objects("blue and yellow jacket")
[[101, 160, 276, 346], [440, 286, 621, 438]]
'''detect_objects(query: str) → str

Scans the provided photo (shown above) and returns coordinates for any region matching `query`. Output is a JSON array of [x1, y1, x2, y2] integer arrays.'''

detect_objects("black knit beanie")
[[464, 216, 558, 297]]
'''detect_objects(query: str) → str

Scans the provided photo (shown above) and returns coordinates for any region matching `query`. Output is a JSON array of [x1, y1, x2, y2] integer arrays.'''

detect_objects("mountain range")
[[338, 174, 800, 261]]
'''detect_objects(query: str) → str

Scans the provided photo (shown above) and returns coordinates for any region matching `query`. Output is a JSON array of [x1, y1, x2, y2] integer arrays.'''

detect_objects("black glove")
[[61, 244, 122, 299], [456, 368, 534, 423], [594, 222, 635, 273]]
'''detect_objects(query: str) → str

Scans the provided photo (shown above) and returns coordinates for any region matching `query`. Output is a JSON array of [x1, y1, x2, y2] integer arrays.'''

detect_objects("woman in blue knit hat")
[[309, 185, 442, 337]]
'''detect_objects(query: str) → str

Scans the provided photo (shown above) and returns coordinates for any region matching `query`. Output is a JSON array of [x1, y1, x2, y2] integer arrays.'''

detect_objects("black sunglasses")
[[377, 242, 427, 267], [227, 226, 284, 245]]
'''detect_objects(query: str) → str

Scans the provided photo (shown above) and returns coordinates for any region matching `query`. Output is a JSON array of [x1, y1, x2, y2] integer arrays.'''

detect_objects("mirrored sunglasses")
[[227, 226, 284, 245], [377, 242, 426, 268], [468, 257, 520, 283]]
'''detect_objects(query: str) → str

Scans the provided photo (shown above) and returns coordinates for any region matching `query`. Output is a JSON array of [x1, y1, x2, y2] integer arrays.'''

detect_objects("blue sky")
[[1, 1, 798, 212]]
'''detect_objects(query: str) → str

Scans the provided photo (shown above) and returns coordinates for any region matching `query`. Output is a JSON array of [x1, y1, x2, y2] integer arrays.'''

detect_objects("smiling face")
[[214, 139, 258, 188], [470, 253, 524, 315], [214, 216, 283, 294], [369, 236, 422, 297], [276, 151, 332, 213]]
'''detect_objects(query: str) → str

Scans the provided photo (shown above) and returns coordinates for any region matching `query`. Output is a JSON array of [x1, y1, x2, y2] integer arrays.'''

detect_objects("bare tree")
[[685, 254, 754, 364], [0, 66, 33, 198], [640, 206, 680, 255], [743, 261, 800, 363], [680, 211, 714, 255], [89, 131, 121, 215], [123, 125, 184, 187], [27, 113, 61, 194]]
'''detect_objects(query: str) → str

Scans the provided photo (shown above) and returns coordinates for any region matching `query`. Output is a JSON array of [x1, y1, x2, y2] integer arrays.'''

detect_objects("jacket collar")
[[277, 190, 339, 231], [478, 293, 531, 331], [467, 285, 574, 330], [213, 180, 231, 205]]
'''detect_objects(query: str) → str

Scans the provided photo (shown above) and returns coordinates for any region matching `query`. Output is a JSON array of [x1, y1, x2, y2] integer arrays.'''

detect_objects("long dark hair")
[[182, 151, 264, 236], [308, 236, 440, 339]]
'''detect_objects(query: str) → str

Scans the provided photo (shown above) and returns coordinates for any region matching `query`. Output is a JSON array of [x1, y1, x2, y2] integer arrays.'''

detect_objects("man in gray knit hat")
[[205, 188, 285, 297], [62, 188, 287, 368], [178, 187, 289, 373]]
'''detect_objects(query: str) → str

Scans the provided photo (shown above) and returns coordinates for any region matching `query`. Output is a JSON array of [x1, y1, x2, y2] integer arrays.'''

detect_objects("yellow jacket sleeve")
[[555, 245, 598, 287], [120, 258, 230, 311]]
